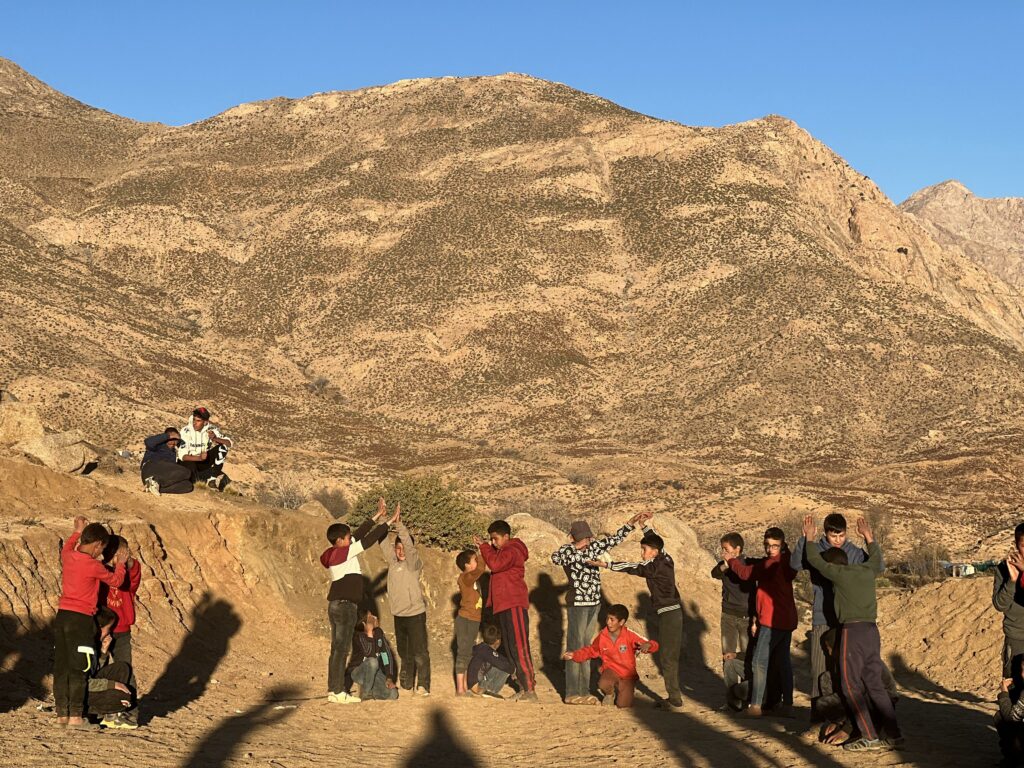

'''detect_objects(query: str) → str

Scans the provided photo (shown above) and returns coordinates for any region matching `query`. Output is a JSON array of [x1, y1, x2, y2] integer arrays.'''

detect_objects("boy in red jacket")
[[728, 526, 798, 717], [101, 536, 142, 713], [562, 604, 657, 708], [474, 520, 538, 702], [55, 516, 127, 728]]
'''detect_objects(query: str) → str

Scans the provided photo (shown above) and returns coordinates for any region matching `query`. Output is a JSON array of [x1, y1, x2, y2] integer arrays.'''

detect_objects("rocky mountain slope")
[[4, 57, 1024, 550], [902, 180, 1024, 288]]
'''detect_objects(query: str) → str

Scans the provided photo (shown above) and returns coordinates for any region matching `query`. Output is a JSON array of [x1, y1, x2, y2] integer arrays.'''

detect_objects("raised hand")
[[802, 515, 815, 539], [1002, 677, 1014, 694], [472, 535, 484, 548], [857, 517, 874, 544], [74, 516, 88, 533], [387, 502, 401, 526], [1008, 549, 1023, 580], [374, 497, 387, 521]]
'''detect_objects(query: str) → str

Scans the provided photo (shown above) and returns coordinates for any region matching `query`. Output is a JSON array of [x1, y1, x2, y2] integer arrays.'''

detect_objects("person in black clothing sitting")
[[347, 610, 399, 701], [140, 428, 193, 495]]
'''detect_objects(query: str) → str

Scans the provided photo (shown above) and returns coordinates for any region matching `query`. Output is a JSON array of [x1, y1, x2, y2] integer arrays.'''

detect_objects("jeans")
[[327, 600, 358, 694], [140, 460, 193, 494], [565, 605, 600, 698], [394, 612, 431, 692], [479, 666, 510, 695], [750, 626, 793, 707], [454, 616, 479, 675], [351, 657, 398, 701]]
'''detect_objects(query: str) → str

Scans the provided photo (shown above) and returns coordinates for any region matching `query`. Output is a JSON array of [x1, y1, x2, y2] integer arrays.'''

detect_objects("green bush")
[[352, 475, 484, 550]]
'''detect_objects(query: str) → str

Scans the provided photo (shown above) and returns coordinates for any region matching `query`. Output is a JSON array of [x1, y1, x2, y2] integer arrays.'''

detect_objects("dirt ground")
[[0, 455, 1006, 767]]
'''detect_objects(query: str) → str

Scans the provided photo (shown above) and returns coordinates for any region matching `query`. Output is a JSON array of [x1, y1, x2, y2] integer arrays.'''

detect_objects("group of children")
[[320, 505, 686, 710], [52, 516, 142, 730], [710, 513, 902, 752]]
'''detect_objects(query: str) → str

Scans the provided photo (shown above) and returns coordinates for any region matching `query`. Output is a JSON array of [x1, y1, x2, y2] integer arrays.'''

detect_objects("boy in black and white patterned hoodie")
[[551, 511, 648, 704]]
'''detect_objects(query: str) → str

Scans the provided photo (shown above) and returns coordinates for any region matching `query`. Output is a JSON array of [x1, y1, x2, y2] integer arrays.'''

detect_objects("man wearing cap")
[[177, 407, 233, 490], [550, 511, 647, 704]]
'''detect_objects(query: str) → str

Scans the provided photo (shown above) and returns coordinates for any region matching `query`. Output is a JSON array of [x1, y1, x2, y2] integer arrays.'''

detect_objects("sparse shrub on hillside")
[[352, 475, 483, 550], [565, 471, 597, 488], [306, 376, 330, 395], [863, 505, 892, 550], [312, 487, 351, 519], [904, 542, 949, 582], [255, 472, 309, 510]]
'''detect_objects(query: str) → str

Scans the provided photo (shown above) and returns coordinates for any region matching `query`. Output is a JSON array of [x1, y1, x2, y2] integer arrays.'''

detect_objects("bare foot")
[[67, 716, 85, 726], [56, 716, 69, 726]]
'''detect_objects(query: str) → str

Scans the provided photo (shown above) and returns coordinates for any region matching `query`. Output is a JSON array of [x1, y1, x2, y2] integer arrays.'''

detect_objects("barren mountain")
[[4, 57, 1024, 549], [902, 180, 1024, 288]]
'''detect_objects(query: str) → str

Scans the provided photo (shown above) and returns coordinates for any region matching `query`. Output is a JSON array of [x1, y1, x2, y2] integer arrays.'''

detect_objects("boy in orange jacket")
[[562, 604, 658, 708]]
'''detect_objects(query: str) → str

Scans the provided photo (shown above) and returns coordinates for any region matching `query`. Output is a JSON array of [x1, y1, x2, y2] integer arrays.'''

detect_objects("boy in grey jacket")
[[381, 504, 430, 695]]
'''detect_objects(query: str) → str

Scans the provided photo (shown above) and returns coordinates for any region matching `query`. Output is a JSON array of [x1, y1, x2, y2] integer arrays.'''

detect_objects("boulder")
[[298, 499, 332, 518], [15, 431, 98, 473], [0, 402, 46, 444]]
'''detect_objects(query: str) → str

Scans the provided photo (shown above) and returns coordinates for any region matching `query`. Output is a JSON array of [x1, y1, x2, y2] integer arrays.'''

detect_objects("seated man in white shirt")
[[176, 406, 233, 491]]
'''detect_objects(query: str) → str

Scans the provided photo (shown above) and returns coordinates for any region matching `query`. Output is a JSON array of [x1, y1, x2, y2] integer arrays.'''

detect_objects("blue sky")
[[2, 1, 1021, 202]]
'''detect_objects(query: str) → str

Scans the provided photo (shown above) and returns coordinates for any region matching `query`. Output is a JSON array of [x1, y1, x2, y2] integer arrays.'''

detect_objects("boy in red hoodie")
[[55, 516, 127, 728], [474, 520, 538, 702], [728, 526, 798, 717], [562, 604, 658, 708], [101, 536, 142, 709]]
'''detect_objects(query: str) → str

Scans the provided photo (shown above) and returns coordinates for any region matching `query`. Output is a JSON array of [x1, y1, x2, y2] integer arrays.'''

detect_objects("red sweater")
[[728, 552, 798, 631], [570, 626, 659, 680], [104, 560, 142, 633], [479, 538, 529, 613], [59, 532, 127, 616]]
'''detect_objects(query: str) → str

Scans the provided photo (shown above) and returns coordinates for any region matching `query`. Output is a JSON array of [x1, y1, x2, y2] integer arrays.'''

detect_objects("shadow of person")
[[402, 708, 480, 767], [141, 592, 241, 725], [680, 599, 724, 708], [0, 614, 53, 713], [888, 652, 987, 704], [529, 572, 569, 698], [180, 684, 300, 768]]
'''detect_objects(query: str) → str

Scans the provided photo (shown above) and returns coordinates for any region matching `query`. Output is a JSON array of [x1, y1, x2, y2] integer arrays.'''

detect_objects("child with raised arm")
[[320, 499, 395, 704], [100, 535, 142, 721], [381, 504, 431, 696], [551, 513, 643, 704], [712, 532, 756, 707], [454, 547, 486, 695], [475, 520, 538, 702], [802, 515, 901, 752], [728, 526, 798, 718], [562, 604, 658, 709], [593, 514, 684, 711], [993, 523, 1024, 676], [54, 516, 127, 729], [791, 512, 877, 721]]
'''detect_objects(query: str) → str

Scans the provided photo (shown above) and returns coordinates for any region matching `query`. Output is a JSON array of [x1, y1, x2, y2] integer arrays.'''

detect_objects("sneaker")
[[601, 692, 617, 707], [415, 687, 430, 697], [144, 477, 161, 496], [327, 691, 360, 704], [205, 476, 220, 490], [514, 690, 539, 703], [101, 712, 138, 730], [657, 698, 684, 712], [842, 738, 886, 752], [884, 735, 906, 749]]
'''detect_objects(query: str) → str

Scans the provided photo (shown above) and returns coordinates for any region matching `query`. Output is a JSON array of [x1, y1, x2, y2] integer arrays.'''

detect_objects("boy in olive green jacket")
[[802, 515, 901, 753]]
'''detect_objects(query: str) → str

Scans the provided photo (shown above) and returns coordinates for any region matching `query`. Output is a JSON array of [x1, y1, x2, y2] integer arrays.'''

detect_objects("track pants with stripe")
[[497, 606, 536, 692], [839, 622, 900, 741]]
